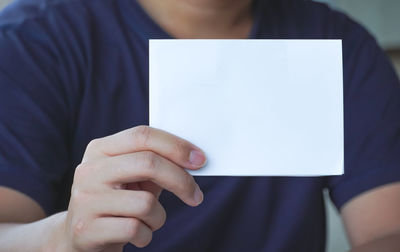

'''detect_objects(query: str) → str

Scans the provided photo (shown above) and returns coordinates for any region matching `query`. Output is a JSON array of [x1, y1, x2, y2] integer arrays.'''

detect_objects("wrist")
[[43, 211, 68, 252]]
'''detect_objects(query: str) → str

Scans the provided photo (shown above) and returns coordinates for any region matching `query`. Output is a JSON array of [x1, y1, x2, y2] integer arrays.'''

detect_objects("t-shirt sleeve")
[[326, 17, 400, 210], [0, 14, 74, 215]]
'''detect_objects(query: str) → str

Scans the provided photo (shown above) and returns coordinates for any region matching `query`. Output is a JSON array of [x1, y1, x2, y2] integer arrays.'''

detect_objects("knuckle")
[[73, 164, 88, 184], [134, 229, 153, 248], [154, 207, 167, 231], [126, 218, 141, 239], [177, 173, 195, 193], [172, 139, 189, 159], [70, 187, 90, 206], [132, 125, 152, 147], [74, 163, 86, 175], [86, 138, 102, 151], [73, 162, 99, 183], [142, 151, 158, 175], [138, 192, 156, 216]]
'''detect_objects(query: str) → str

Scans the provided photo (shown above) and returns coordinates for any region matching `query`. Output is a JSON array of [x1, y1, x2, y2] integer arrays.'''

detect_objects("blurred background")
[[0, 0, 7, 9], [0, 0, 399, 251], [317, 0, 400, 73]]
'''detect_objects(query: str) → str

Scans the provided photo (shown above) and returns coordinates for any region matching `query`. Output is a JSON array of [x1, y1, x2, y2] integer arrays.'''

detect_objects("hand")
[[56, 126, 206, 252]]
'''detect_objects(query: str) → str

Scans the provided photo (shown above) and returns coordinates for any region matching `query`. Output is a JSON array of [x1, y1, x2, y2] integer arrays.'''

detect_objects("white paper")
[[149, 39, 343, 176]]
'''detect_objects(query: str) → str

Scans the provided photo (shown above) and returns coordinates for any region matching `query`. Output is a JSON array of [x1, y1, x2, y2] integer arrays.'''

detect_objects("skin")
[[1, 1, 400, 251], [1, 126, 207, 251], [137, 0, 254, 38], [344, 183, 400, 252]]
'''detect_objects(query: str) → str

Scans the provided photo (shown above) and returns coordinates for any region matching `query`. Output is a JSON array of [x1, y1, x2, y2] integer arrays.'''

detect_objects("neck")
[[137, 0, 254, 38]]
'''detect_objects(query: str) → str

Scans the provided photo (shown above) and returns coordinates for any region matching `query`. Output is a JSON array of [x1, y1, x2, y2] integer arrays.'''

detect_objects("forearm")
[[349, 231, 400, 252], [0, 211, 66, 252]]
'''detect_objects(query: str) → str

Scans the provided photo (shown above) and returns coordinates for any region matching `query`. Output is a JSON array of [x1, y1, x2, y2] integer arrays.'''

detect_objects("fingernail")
[[189, 149, 206, 166], [193, 185, 203, 205]]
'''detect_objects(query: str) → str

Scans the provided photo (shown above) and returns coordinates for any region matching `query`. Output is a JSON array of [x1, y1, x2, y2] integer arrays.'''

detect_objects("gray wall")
[[0, 0, 10, 10], [318, 0, 400, 50]]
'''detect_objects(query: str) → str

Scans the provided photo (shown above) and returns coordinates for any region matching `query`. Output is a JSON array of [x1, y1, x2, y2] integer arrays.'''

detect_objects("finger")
[[89, 190, 166, 231], [84, 126, 207, 169], [139, 181, 163, 199], [88, 217, 153, 248], [98, 151, 203, 206], [126, 181, 163, 199]]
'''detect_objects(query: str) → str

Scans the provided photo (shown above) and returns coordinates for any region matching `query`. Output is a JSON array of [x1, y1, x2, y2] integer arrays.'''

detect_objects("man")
[[0, 0, 400, 251]]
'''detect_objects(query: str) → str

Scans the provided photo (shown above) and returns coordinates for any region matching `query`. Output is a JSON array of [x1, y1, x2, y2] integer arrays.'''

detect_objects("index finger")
[[84, 126, 207, 169]]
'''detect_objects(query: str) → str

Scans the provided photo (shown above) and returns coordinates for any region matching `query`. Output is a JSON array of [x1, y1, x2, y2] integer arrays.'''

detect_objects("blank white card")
[[149, 39, 343, 176]]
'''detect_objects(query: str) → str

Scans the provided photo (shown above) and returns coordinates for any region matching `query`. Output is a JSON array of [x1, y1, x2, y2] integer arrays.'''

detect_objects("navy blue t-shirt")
[[1, 0, 400, 251]]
